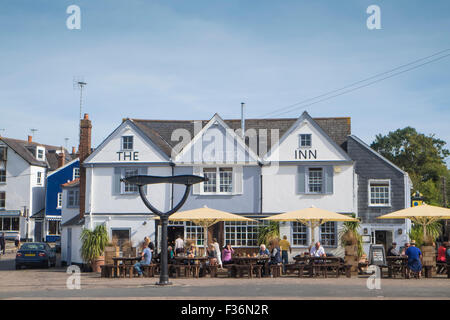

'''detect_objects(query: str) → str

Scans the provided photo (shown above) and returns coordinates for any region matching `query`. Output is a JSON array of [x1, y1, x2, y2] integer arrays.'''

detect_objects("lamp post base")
[[155, 281, 172, 286]]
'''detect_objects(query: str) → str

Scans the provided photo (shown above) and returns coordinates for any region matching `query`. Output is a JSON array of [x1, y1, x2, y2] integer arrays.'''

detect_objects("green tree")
[[371, 127, 449, 204]]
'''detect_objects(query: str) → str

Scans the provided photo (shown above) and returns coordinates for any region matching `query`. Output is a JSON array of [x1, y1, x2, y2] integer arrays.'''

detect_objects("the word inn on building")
[[61, 111, 412, 265]]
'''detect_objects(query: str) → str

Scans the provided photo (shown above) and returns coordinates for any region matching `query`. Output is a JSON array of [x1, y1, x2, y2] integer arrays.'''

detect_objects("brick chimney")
[[57, 147, 65, 168], [78, 113, 92, 219], [28, 135, 32, 143]]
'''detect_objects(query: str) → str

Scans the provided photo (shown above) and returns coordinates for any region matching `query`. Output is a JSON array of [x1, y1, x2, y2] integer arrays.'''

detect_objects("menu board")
[[369, 244, 386, 266]]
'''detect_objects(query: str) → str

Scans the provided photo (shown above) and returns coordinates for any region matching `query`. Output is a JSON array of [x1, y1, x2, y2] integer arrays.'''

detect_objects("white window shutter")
[[233, 166, 243, 195], [192, 166, 202, 195]]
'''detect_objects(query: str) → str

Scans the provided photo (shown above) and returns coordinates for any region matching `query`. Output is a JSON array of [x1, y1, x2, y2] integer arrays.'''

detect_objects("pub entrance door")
[[168, 226, 184, 249], [375, 230, 393, 252]]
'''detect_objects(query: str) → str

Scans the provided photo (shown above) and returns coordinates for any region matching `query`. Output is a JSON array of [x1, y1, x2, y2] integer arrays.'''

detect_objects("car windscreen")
[[20, 243, 46, 251]]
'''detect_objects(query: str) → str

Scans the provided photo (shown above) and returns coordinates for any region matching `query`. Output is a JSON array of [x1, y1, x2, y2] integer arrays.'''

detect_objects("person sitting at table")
[[310, 242, 326, 257], [222, 243, 234, 265], [212, 238, 222, 268], [405, 240, 423, 278], [168, 246, 175, 262], [401, 242, 410, 256], [268, 239, 282, 274], [387, 242, 400, 256], [258, 244, 270, 257], [207, 243, 218, 266], [133, 243, 152, 277], [437, 242, 448, 274]]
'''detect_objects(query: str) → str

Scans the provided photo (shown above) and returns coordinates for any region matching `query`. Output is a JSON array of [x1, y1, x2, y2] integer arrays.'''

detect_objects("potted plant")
[[339, 215, 364, 258], [257, 221, 280, 246], [80, 224, 109, 272]]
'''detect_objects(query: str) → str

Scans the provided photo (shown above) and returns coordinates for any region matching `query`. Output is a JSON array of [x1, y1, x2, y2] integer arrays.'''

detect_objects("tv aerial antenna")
[[30, 128, 38, 138], [73, 76, 87, 120]]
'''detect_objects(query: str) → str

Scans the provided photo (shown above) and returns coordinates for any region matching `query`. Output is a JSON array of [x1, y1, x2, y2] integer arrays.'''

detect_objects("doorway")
[[168, 226, 184, 248], [375, 230, 393, 252]]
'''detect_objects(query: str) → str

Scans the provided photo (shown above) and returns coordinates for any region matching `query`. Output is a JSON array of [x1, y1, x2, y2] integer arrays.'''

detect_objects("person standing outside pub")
[[279, 235, 292, 273], [175, 234, 184, 256], [405, 240, 422, 278], [212, 238, 222, 268], [0, 232, 5, 255]]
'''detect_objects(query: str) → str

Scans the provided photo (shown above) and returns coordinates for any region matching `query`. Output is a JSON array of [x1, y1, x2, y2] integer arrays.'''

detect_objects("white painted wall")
[[262, 164, 355, 213], [86, 165, 172, 214], [85, 122, 168, 164], [0, 142, 47, 240]]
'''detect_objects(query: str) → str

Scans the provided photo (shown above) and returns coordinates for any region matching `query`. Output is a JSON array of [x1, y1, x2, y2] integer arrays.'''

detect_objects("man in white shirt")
[[310, 242, 326, 257], [174, 235, 184, 255]]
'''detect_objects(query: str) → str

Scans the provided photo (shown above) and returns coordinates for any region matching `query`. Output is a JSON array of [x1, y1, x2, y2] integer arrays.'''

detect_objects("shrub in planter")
[[80, 225, 109, 272]]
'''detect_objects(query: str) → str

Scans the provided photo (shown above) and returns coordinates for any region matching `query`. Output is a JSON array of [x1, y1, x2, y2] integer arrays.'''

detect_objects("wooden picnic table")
[[386, 256, 408, 278], [173, 256, 209, 278], [230, 256, 270, 278], [112, 256, 141, 278], [292, 255, 344, 277]]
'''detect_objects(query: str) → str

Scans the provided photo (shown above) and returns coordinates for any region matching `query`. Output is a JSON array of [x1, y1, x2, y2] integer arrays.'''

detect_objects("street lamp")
[[121, 174, 206, 286]]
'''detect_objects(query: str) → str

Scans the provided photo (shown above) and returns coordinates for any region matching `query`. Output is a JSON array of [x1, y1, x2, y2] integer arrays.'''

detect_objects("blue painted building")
[[43, 158, 79, 242]]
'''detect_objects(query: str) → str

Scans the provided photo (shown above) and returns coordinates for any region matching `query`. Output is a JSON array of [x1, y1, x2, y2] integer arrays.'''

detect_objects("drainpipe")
[[259, 162, 263, 214], [241, 102, 245, 139]]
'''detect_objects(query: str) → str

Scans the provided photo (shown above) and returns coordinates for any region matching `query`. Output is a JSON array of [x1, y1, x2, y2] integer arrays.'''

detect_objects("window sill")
[[368, 204, 391, 208]]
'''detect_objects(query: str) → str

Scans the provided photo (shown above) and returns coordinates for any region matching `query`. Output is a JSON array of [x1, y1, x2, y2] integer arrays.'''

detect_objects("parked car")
[[15, 242, 56, 269]]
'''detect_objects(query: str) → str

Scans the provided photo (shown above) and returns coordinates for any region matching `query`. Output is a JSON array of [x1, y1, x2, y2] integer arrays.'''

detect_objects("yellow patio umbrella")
[[377, 204, 450, 240], [156, 206, 255, 255], [262, 206, 358, 245]]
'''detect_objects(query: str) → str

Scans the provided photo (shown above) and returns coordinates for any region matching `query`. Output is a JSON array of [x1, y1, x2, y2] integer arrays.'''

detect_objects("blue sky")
[[0, 0, 449, 165]]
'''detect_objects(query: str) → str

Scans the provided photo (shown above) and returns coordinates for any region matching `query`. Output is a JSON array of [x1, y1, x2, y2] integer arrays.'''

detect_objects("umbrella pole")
[[204, 226, 208, 257]]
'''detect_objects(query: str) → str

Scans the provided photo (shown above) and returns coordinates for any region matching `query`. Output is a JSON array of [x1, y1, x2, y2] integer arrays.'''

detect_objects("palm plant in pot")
[[80, 224, 109, 272], [339, 215, 364, 258], [257, 221, 280, 246]]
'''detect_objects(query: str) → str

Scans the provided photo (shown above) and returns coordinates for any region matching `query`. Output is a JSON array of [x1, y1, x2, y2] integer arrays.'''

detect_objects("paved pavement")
[[1, 252, 449, 299]]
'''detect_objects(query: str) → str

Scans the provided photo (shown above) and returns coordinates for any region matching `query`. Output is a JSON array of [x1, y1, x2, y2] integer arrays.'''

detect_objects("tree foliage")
[[371, 127, 449, 205]]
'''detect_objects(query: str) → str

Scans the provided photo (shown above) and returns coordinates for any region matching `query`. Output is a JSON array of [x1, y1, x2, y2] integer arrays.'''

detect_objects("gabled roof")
[[131, 113, 350, 158], [83, 119, 170, 164], [0, 137, 72, 170], [263, 111, 353, 161], [347, 135, 408, 175], [173, 113, 260, 163], [47, 158, 79, 178]]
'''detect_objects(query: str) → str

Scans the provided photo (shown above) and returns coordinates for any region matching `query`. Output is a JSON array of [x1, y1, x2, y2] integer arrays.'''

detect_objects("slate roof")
[[0, 137, 73, 170], [61, 215, 84, 227], [131, 116, 351, 158]]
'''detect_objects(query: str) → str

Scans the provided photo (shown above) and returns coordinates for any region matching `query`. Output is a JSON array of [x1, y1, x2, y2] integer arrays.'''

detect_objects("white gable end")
[[175, 115, 259, 165], [85, 122, 169, 164], [265, 117, 350, 162]]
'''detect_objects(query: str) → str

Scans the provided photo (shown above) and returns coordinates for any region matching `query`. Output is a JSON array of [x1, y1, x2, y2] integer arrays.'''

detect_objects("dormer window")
[[299, 134, 312, 148], [36, 147, 45, 161], [122, 136, 134, 151], [73, 168, 80, 180]]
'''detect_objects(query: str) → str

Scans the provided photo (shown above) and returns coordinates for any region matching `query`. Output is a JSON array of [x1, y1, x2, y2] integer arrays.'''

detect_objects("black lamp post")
[[121, 174, 206, 286]]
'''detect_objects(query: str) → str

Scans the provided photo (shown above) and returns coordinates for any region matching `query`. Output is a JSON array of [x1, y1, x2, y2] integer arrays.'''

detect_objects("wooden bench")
[[235, 264, 253, 278], [118, 264, 135, 278], [100, 264, 115, 278], [206, 265, 218, 278], [270, 264, 283, 277], [141, 264, 157, 277], [436, 262, 449, 276], [223, 264, 236, 277], [251, 264, 264, 278]]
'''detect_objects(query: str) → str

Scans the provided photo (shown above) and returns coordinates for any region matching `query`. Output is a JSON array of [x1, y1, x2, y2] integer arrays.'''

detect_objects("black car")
[[15, 242, 56, 269]]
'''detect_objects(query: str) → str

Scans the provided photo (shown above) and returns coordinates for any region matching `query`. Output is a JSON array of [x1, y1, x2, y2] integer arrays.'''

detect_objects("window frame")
[[56, 193, 63, 209], [291, 222, 309, 247], [122, 168, 139, 194], [319, 221, 337, 248], [73, 167, 80, 180], [0, 191, 5, 209], [201, 167, 233, 195], [67, 189, 80, 208], [306, 167, 324, 194], [36, 147, 45, 161], [224, 221, 264, 247], [368, 179, 391, 207], [299, 134, 312, 148], [48, 220, 61, 235], [0, 166, 5, 183], [36, 171, 42, 185], [121, 136, 134, 151]]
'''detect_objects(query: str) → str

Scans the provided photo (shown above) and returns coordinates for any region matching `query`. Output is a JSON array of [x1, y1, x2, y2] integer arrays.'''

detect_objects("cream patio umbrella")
[[377, 204, 450, 241], [262, 206, 358, 245], [156, 206, 255, 255]]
